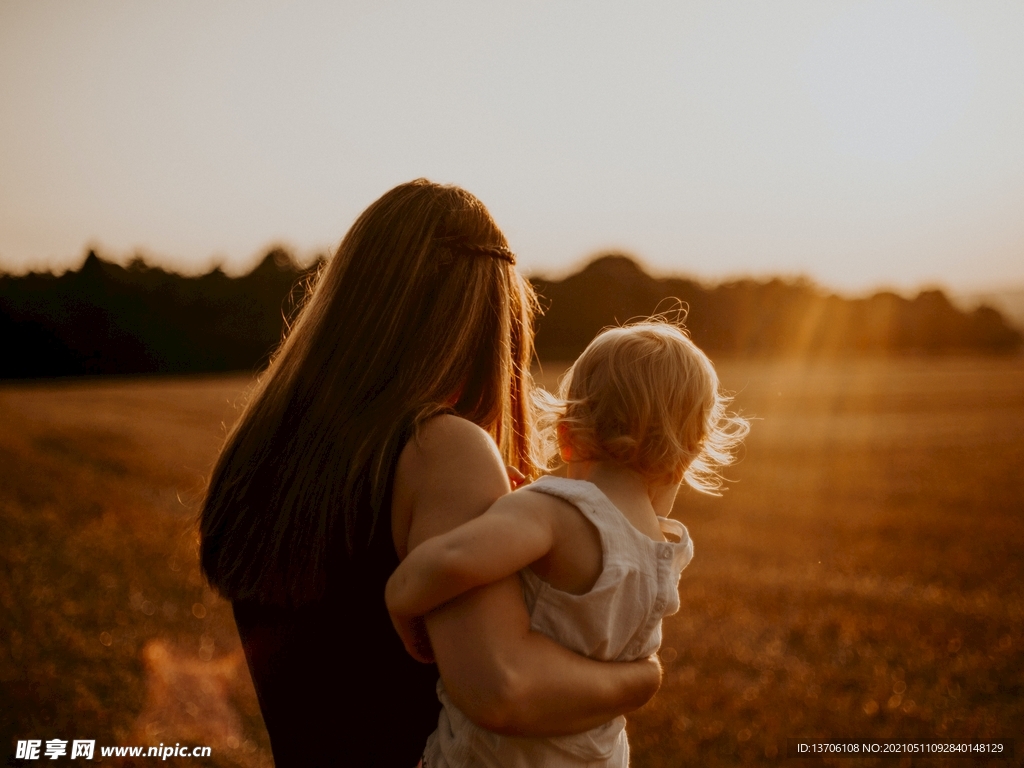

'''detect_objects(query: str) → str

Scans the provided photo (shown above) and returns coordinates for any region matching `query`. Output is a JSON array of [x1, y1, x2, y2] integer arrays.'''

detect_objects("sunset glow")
[[1, 1, 1022, 293]]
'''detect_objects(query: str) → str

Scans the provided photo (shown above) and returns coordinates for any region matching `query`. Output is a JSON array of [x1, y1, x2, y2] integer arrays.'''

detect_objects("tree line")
[[2, 249, 1019, 379]]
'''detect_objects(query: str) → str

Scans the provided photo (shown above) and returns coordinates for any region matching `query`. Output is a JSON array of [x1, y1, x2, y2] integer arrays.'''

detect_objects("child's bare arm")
[[392, 416, 663, 732], [386, 491, 554, 659]]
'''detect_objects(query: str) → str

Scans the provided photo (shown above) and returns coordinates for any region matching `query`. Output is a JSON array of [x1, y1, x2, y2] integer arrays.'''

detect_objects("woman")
[[199, 180, 661, 767]]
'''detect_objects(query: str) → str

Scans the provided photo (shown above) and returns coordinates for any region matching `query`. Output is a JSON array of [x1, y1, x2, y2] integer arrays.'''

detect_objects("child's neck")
[[565, 461, 679, 535]]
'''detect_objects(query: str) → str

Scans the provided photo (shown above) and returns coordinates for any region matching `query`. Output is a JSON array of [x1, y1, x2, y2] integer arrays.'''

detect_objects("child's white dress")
[[422, 475, 694, 768]]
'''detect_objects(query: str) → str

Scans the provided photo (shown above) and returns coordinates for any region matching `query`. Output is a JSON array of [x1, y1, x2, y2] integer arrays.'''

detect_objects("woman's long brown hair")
[[200, 180, 538, 606]]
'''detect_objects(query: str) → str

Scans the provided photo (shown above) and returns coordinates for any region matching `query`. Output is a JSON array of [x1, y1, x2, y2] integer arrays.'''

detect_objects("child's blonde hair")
[[536, 320, 749, 493]]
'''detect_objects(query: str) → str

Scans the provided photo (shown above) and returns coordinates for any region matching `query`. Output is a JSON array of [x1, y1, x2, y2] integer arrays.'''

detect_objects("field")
[[2, 358, 1022, 767]]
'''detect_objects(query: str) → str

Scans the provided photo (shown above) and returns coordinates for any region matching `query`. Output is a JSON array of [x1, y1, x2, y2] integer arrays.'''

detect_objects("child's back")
[[425, 475, 692, 768]]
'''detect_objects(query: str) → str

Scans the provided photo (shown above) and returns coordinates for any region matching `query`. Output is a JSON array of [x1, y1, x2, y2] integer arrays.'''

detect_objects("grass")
[[0, 377, 269, 767], [2, 358, 1023, 766], [618, 358, 1024, 767]]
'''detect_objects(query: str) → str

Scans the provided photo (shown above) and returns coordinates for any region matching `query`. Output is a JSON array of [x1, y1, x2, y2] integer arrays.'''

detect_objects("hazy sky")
[[2, 1, 1023, 293]]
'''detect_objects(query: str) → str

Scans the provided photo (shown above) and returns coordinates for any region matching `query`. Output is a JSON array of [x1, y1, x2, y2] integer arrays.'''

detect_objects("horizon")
[[2, 2, 1023, 295], [7, 244, 1023, 310]]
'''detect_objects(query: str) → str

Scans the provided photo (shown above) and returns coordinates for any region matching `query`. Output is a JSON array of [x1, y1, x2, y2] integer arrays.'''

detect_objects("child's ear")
[[556, 422, 574, 462]]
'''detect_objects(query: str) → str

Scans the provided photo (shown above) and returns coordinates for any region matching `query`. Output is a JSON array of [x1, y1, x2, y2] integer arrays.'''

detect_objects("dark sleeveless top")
[[232, 430, 439, 767]]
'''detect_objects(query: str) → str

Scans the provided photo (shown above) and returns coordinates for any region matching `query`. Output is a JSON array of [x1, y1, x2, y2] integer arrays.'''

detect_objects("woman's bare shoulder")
[[399, 414, 505, 478], [393, 415, 510, 555]]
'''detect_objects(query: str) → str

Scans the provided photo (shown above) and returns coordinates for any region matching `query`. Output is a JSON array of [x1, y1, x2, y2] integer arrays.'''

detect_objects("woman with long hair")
[[199, 180, 660, 767]]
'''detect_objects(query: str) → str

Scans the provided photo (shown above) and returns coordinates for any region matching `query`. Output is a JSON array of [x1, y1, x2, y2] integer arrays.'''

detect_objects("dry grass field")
[[2, 357, 1022, 767]]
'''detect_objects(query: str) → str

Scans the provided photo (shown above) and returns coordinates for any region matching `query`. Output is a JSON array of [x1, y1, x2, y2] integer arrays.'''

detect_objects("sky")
[[1, 0, 1023, 294]]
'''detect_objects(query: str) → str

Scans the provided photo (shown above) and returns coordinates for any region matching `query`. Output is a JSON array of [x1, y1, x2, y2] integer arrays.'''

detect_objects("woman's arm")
[[385, 493, 555, 661], [426, 575, 661, 736], [391, 416, 662, 736]]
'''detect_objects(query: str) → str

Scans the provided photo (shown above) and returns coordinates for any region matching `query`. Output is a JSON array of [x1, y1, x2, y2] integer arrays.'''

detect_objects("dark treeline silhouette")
[[533, 254, 1021, 360], [2, 249, 317, 379], [2, 250, 1020, 379]]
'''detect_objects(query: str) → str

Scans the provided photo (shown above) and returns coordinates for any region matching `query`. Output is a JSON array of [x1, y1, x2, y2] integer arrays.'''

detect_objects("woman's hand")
[[641, 653, 663, 698]]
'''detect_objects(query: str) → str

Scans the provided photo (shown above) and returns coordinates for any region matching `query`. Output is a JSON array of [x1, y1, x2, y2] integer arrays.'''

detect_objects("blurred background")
[[1, 1, 1022, 766], [3, 0, 1024, 298]]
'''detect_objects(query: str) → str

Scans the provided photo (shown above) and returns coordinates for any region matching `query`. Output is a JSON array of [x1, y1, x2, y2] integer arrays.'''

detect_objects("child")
[[386, 320, 749, 767]]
